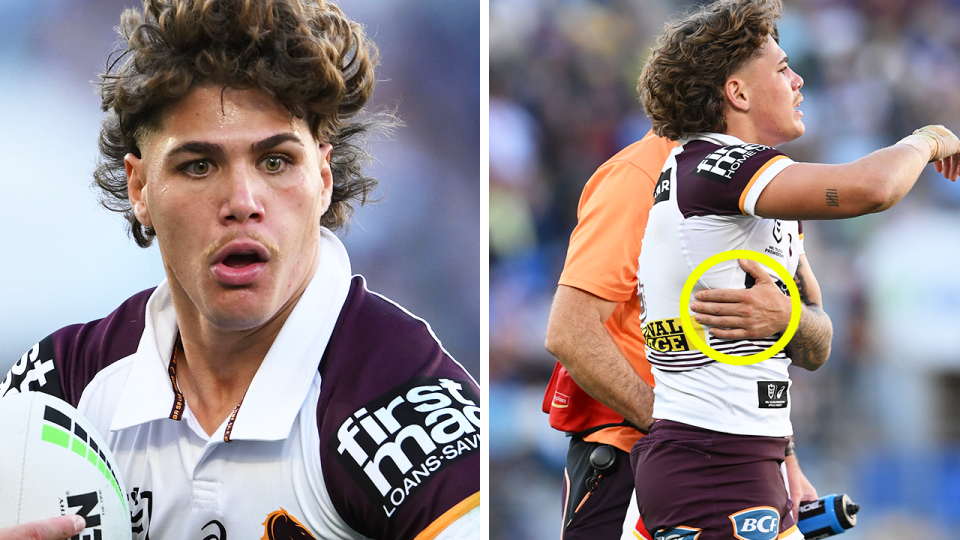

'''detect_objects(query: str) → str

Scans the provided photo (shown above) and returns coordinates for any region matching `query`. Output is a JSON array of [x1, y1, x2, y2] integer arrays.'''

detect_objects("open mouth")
[[209, 240, 272, 286], [222, 251, 265, 268]]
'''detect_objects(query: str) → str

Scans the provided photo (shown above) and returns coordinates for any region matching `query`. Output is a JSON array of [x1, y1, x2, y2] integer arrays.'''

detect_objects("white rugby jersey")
[[2, 230, 480, 540], [637, 133, 803, 437]]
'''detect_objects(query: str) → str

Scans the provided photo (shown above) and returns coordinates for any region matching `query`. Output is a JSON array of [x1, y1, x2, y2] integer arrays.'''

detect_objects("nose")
[[793, 70, 803, 91], [221, 167, 264, 224]]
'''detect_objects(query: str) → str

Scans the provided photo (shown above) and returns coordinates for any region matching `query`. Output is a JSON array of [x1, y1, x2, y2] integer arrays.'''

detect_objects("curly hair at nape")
[[94, 0, 398, 248]]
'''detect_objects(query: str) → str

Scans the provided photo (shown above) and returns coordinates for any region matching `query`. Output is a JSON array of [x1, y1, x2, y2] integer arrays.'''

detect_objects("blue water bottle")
[[797, 494, 859, 539]]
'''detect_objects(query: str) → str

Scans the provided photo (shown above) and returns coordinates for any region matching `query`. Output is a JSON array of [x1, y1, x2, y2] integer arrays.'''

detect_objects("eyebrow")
[[780, 55, 790, 65], [166, 141, 221, 160], [165, 132, 305, 160], [251, 133, 304, 153]]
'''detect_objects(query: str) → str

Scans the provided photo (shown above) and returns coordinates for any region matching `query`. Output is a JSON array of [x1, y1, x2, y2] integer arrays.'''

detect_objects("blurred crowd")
[[0, 0, 480, 377], [490, 0, 960, 538]]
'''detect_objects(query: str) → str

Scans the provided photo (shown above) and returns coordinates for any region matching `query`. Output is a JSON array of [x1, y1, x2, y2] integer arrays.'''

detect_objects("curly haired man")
[[630, 1, 958, 539], [0, 1, 479, 539]]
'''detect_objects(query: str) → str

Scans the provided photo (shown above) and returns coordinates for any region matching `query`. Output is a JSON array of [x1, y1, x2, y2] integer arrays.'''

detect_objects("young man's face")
[[125, 86, 332, 333], [737, 35, 805, 146]]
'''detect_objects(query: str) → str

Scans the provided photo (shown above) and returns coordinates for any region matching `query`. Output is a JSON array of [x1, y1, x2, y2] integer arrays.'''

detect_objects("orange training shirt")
[[544, 131, 679, 452]]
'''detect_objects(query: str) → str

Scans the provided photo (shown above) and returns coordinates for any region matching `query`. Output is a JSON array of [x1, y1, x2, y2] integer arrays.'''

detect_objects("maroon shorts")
[[630, 420, 798, 540]]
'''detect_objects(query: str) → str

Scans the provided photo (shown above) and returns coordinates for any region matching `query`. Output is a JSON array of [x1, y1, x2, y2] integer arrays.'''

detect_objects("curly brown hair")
[[638, 0, 782, 141], [95, 0, 391, 247]]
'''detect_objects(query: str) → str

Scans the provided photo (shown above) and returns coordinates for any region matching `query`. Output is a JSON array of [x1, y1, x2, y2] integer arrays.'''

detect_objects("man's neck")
[[724, 123, 760, 146], [169, 267, 317, 436], [174, 320, 281, 436], [723, 114, 784, 148]]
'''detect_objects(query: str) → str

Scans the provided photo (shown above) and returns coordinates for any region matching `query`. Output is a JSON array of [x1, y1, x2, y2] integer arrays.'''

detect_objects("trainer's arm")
[[0, 516, 86, 540], [782, 254, 832, 371], [756, 127, 960, 220], [690, 255, 831, 371], [690, 259, 792, 339], [544, 285, 654, 431]]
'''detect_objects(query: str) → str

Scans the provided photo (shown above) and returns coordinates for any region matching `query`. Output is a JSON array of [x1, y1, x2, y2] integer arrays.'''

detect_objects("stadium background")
[[490, 0, 960, 538], [0, 0, 480, 382]]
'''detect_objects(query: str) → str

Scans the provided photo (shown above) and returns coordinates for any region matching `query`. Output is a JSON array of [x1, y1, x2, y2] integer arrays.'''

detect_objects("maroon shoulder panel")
[[318, 277, 480, 540], [676, 140, 786, 218], [0, 288, 154, 407]]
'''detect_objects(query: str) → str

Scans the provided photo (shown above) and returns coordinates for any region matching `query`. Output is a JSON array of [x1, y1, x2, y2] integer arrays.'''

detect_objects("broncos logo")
[[261, 509, 317, 540]]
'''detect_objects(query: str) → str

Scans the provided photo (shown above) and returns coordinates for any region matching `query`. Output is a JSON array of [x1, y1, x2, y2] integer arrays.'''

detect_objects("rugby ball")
[[0, 392, 130, 539]]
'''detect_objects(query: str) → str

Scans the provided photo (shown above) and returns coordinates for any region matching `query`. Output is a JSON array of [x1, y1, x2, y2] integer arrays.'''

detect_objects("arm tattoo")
[[786, 258, 832, 370], [786, 306, 832, 370], [826, 188, 839, 207], [793, 259, 813, 306]]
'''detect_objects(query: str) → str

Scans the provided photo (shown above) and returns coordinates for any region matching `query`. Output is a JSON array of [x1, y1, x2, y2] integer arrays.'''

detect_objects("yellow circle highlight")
[[679, 250, 801, 366]]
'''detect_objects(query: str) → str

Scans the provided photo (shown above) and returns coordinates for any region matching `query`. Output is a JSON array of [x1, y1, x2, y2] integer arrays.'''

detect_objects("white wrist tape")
[[898, 125, 960, 163]]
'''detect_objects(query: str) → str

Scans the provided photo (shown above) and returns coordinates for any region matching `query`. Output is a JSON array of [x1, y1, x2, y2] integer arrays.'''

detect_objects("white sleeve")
[[742, 158, 796, 217], [432, 506, 480, 540]]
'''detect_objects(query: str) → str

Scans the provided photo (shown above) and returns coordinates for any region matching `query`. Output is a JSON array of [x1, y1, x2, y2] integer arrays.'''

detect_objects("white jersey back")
[[638, 133, 802, 437]]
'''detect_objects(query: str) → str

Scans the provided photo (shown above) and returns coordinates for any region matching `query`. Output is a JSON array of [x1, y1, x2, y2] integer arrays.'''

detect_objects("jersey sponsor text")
[[1, 341, 58, 397], [653, 169, 673, 205], [694, 144, 770, 185], [642, 318, 691, 353], [331, 377, 480, 517]]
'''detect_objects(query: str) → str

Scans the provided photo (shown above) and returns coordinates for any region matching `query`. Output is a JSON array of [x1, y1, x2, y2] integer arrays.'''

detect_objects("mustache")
[[201, 232, 282, 264]]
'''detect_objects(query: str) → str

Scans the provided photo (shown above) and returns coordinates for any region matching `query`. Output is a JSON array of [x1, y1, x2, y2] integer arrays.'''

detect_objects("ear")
[[125, 153, 153, 228], [725, 76, 750, 113], [317, 143, 334, 214]]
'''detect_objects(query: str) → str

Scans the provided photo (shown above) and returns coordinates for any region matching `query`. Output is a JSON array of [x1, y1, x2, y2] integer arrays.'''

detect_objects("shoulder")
[[0, 288, 154, 407], [674, 139, 790, 218], [586, 133, 679, 194], [322, 276, 472, 381], [316, 275, 478, 433], [315, 276, 480, 540], [677, 141, 786, 183], [566, 134, 678, 274], [605, 132, 679, 176]]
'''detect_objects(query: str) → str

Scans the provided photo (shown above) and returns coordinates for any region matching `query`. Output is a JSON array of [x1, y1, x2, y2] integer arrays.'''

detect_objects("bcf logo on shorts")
[[729, 507, 779, 540]]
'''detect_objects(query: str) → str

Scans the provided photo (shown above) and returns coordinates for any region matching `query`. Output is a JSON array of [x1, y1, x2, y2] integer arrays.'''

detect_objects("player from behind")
[[0, 0, 479, 539], [631, 0, 959, 539]]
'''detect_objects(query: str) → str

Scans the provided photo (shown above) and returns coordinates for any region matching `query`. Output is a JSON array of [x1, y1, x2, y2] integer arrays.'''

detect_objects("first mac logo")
[[729, 507, 779, 540], [331, 377, 480, 517]]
